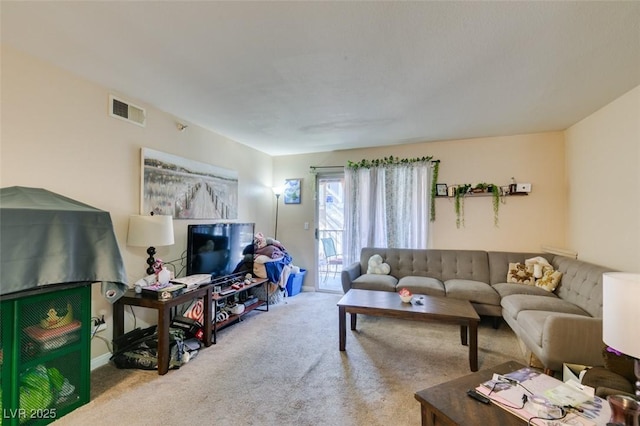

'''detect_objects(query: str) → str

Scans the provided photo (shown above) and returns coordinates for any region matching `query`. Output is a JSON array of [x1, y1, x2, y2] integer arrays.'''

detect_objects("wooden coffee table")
[[337, 289, 480, 371], [415, 360, 527, 425]]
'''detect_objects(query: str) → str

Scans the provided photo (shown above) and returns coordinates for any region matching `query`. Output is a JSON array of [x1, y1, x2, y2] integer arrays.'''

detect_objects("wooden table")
[[415, 360, 527, 426], [337, 289, 480, 371], [113, 284, 213, 375]]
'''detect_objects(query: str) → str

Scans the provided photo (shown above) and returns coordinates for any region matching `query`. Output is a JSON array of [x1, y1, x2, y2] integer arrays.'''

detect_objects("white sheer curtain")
[[343, 161, 432, 266]]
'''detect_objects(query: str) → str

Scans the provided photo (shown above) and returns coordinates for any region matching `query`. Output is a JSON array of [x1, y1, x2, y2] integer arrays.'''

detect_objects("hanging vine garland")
[[429, 160, 439, 222], [346, 156, 440, 222]]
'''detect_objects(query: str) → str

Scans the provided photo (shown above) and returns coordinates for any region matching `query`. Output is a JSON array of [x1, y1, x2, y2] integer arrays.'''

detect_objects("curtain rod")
[[309, 165, 344, 170]]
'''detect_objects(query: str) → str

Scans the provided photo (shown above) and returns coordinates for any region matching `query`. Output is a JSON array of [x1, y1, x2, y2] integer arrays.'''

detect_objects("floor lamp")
[[272, 186, 283, 240]]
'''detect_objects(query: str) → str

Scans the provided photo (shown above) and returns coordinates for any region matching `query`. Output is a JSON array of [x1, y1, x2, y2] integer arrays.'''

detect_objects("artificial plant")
[[454, 184, 471, 228], [491, 184, 501, 226], [346, 155, 440, 222]]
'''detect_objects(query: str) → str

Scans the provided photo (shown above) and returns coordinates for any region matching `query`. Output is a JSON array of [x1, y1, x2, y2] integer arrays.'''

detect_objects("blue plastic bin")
[[285, 269, 306, 297]]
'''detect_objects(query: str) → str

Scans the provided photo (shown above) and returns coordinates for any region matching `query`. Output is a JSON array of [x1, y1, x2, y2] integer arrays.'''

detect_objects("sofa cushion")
[[352, 274, 398, 292], [516, 310, 549, 346], [367, 254, 391, 275], [517, 310, 594, 348], [397, 276, 445, 297], [444, 279, 500, 306], [501, 294, 590, 320], [487, 251, 553, 285], [535, 270, 562, 292], [506, 262, 535, 285], [492, 282, 557, 298]]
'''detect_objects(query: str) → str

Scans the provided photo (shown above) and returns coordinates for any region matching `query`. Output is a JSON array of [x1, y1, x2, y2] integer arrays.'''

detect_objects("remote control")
[[466, 389, 490, 404]]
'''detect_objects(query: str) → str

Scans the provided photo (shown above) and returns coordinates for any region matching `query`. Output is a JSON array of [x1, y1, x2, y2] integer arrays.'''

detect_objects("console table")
[[113, 284, 213, 375], [415, 360, 527, 425]]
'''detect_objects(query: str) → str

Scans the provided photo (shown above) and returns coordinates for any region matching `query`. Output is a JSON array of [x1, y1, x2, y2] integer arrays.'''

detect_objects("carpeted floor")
[[54, 292, 526, 425]]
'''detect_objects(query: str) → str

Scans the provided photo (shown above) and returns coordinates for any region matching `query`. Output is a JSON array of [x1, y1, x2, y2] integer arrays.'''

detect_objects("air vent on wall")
[[109, 95, 146, 127]]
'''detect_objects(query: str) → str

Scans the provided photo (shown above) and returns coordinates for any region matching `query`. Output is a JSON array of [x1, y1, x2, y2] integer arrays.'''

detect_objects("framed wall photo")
[[141, 148, 238, 219], [436, 183, 448, 197], [284, 179, 301, 204]]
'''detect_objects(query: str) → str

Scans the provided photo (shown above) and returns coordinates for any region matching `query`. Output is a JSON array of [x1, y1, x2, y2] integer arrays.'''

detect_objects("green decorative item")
[[346, 156, 441, 222], [346, 155, 435, 170], [473, 182, 488, 192], [454, 184, 471, 228], [491, 184, 501, 226], [430, 161, 440, 222]]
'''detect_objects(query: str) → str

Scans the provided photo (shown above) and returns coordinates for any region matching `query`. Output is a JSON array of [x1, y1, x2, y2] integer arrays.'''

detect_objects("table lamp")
[[603, 272, 640, 425], [127, 214, 175, 274]]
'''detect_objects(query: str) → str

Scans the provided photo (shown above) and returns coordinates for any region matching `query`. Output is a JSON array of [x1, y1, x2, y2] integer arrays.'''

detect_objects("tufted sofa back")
[[552, 256, 612, 318], [359, 247, 489, 283]]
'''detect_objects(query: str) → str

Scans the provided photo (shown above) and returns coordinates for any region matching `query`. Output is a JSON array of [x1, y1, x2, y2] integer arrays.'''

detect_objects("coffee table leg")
[[469, 321, 478, 372], [350, 312, 357, 330], [460, 325, 468, 346], [339, 306, 346, 351]]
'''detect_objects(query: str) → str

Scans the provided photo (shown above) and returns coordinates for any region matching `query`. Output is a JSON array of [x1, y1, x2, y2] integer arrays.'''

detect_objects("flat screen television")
[[186, 222, 255, 279]]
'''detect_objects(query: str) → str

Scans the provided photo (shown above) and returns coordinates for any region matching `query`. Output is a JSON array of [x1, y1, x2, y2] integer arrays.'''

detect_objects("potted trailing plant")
[[454, 184, 471, 228], [472, 182, 489, 193], [491, 184, 501, 226]]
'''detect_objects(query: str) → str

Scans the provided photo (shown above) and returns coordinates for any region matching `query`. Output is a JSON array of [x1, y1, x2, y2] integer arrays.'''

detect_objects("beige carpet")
[[54, 292, 526, 425]]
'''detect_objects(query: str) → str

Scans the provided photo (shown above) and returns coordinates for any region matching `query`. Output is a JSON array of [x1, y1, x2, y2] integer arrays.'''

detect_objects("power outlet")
[[92, 315, 107, 334]]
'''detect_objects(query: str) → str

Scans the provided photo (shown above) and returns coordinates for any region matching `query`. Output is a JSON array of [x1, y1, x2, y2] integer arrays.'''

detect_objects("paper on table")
[[544, 381, 592, 407], [476, 367, 609, 426]]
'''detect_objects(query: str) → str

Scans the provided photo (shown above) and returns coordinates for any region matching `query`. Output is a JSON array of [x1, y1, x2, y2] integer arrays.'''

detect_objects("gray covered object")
[[0, 186, 128, 302]]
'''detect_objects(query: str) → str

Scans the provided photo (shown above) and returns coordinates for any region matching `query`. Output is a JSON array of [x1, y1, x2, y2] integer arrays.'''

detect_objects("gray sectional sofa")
[[341, 247, 612, 373]]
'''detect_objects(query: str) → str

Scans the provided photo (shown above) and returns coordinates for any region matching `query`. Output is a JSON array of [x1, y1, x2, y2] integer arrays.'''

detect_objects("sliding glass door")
[[316, 172, 344, 292]]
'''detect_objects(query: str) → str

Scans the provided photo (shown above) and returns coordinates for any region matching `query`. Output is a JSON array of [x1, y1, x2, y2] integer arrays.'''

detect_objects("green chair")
[[321, 237, 343, 281]]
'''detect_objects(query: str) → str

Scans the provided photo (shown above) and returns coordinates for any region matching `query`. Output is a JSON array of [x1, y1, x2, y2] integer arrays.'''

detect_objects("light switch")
[[304, 222, 309, 230]]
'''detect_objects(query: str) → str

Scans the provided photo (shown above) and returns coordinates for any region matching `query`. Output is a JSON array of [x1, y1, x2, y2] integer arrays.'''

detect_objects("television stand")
[[113, 284, 213, 375], [212, 277, 269, 343]]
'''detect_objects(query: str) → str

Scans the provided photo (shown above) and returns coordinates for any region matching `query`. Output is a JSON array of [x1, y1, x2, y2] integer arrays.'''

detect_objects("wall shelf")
[[435, 192, 528, 198]]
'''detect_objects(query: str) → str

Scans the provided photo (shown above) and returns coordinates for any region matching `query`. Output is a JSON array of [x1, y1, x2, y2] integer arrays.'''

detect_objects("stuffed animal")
[[367, 254, 391, 275], [254, 232, 267, 249]]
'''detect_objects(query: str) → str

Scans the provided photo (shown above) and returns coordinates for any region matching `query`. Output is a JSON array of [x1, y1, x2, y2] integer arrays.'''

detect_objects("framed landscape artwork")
[[141, 148, 238, 219], [284, 179, 301, 204]]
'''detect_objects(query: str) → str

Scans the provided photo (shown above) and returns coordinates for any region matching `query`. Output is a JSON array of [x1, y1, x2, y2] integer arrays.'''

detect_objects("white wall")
[[1, 45, 275, 360], [565, 85, 640, 272], [273, 131, 568, 288]]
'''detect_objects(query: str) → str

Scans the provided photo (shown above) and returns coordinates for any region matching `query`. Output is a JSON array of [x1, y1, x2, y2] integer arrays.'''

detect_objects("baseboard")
[[91, 352, 112, 371]]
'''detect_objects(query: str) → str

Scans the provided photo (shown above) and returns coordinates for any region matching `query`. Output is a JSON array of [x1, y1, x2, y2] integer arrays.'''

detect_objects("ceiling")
[[2, 1, 639, 156]]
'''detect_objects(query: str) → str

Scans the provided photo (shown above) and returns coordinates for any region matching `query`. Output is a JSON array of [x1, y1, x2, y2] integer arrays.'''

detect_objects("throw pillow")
[[367, 254, 391, 275], [535, 270, 562, 292], [506, 262, 534, 285]]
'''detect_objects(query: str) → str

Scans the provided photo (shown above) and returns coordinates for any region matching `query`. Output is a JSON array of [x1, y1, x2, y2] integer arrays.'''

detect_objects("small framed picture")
[[436, 183, 448, 197], [284, 179, 301, 204]]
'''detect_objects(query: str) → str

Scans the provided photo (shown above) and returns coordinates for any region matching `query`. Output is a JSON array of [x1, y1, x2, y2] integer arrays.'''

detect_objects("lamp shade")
[[127, 215, 175, 248], [603, 272, 640, 359]]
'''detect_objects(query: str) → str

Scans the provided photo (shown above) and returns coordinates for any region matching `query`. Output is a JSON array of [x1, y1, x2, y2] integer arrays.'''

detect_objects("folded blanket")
[[253, 233, 293, 285]]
